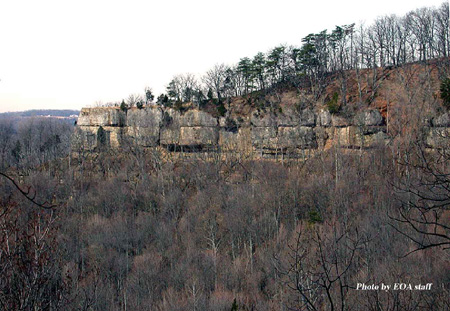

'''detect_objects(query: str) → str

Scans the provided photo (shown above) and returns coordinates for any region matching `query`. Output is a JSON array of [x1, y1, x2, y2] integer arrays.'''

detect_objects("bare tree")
[[202, 64, 229, 102], [127, 93, 144, 108], [167, 73, 199, 103], [0, 119, 14, 170], [279, 222, 365, 311], [391, 140, 450, 254]]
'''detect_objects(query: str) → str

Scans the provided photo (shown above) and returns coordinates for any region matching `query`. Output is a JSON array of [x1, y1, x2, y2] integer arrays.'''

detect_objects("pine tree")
[[120, 100, 128, 112]]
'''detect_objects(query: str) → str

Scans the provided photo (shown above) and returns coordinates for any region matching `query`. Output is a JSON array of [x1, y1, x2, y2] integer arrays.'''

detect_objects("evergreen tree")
[[237, 57, 254, 94], [231, 298, 238, 311], [252, 52, 266, 91], [440, 78, 450, 109], [120, 100, 128, 112], [145, 87, 154, 103], [207, 88, 214, 100], [167, 79, 181, 102], [156, 94, 170, 106]]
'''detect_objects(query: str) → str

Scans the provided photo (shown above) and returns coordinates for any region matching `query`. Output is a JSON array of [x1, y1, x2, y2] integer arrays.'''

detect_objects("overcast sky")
[[0, 0, 446, 112]]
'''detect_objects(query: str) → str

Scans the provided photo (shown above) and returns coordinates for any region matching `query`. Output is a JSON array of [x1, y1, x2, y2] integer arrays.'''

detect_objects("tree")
[[157, 93, 170, 106], [167, 74, 198, 103], [11, 140, 22, 167], [0, 172, 69, 309], [299, 34, 320, 75], [231, 298, 238, 310], [127, 94, 143, 108], [180, 73, 199, 102], [226, 65, 245, 97], [120, 100, 128, 112], [299, 32, 328, 98], [435, 2, 450, 58], [252, 52, 266, 91], [207, 88, 214, 100], [0, 119, 14, 170], [280, 222, 365, 311], [328, 24, 355, 105], [167, 77, 182, 102], [0, 204, 67, 310], [193, 88, 206, 108], [217, 102, 226, 117], [202, 64, 229, 103], [236, 57, 254, 94], [145, 87, 154, 104], [266, 46, 284, 85], [391, 141, 450, 254]]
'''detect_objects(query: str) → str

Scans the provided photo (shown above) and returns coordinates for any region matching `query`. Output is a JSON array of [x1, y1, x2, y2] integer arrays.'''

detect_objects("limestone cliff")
[[73, 106, 449, 158]]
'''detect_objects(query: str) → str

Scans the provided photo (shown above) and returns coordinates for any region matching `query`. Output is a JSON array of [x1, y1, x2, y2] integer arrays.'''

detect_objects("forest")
[[0, 2, 449, 311]]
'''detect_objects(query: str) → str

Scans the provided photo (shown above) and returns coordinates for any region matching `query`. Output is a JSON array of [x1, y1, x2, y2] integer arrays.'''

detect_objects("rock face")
[[160, 109, 218, 148], [127, 108, 162, 147], [432, 113, 450, 127], [355, 110, 384, 126], [78, 108, 126, 127], [73, 106, 448, 158]]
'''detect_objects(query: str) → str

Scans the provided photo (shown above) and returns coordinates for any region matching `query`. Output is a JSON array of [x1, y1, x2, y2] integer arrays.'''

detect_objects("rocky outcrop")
[[127, 108, 162, 147], [73, 106, 448, 158], [431, 112, 450, 127], [77, 108, 126, 127], [160, 110, 218, 148], [355, 110, 384, 126], [248, 109, 318, 154]]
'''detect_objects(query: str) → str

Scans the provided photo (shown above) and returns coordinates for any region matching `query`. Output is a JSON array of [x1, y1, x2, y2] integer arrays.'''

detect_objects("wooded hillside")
[[0, 2, 449, 310]]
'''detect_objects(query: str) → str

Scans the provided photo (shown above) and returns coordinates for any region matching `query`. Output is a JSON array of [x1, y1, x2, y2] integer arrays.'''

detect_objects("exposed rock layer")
[[73, 107, 449, 157]]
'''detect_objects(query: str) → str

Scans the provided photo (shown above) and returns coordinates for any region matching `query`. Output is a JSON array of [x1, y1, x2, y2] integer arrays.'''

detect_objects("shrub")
[[326, 92, 340, 114], [174, 100, 184, 112], [440, 78, 450, 109], [224, 117, 238, 133], [217, 101, 227, 117], [231, 299, 238, 311], [308, 210, 322, 224]]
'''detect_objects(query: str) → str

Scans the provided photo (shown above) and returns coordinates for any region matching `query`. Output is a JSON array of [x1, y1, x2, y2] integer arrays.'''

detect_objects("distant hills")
[[0, 109, 80, 126], [0, 109, 79, 118]]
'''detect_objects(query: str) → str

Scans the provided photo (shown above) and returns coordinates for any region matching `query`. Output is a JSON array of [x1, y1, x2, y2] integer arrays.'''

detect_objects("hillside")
[[221, 58, 447, 119], [73, 59, 450, 160], [1, 2, 449, 310]]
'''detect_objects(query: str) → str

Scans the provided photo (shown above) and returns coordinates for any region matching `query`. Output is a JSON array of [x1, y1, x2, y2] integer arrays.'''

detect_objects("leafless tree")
[[279, 222, 365, 311], [202, 64, 229, 102], [391, 140, 450, 254]]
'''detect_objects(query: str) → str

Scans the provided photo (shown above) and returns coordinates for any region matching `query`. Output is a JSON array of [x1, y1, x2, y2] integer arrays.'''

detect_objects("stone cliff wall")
[[73, 106, 450, 158]]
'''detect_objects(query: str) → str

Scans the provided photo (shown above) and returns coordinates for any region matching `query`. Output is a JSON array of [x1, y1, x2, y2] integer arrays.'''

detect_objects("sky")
[[0, 0, 447, 113]]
